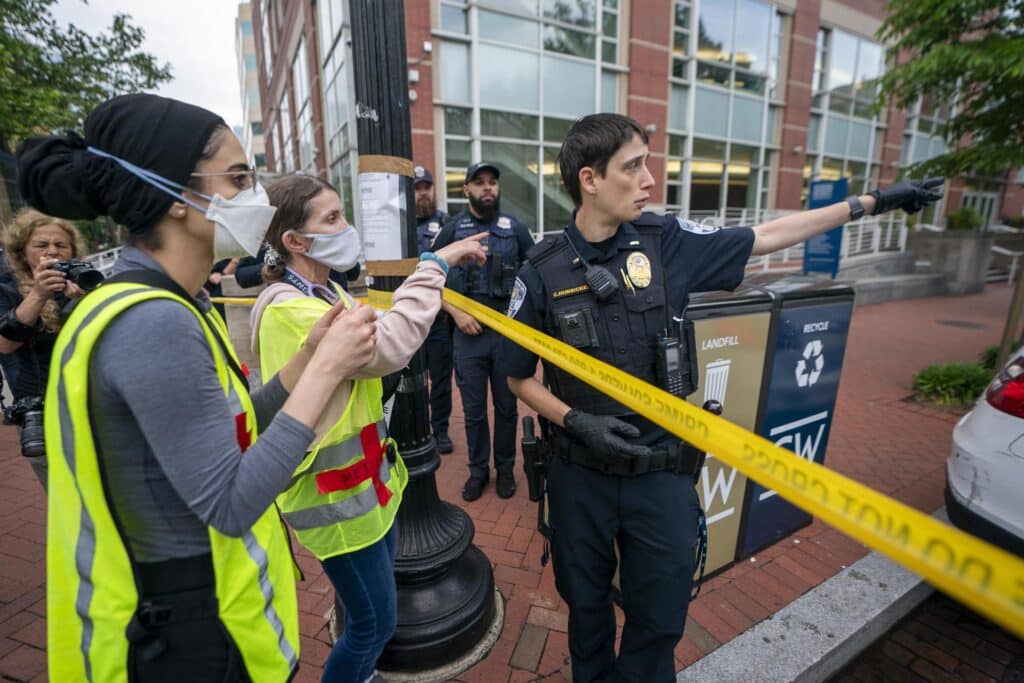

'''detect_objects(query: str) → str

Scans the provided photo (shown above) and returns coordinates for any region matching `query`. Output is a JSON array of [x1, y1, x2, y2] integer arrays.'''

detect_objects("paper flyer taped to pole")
[[440, 288, 1024, 639], [358, 172, 404, 260]]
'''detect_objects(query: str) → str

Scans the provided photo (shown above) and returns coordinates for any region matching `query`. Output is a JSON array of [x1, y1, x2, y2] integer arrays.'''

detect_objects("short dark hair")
[[557, 114, 648, 208]]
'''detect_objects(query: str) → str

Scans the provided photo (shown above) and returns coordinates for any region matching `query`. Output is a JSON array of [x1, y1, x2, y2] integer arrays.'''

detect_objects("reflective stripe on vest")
[[287, 418, 387, 487], [283, 457, 393, 530], [257, 292, 406, 560], [46, 284, 298, 681]]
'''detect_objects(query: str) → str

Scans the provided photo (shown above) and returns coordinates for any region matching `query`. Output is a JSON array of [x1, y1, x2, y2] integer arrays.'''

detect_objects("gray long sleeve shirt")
[[88, 247, 314, 562]]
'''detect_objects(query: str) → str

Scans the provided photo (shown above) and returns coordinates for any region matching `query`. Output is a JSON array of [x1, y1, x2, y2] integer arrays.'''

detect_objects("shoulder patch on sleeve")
[[507, 277, 527, 318], [676, 216, 720, 235]]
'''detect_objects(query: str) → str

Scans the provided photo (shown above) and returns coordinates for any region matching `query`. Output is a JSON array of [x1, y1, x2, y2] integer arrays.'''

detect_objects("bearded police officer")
[[432, 162, 535, 500], [500, 113, 942, 682], [414, 165, 454, 453]]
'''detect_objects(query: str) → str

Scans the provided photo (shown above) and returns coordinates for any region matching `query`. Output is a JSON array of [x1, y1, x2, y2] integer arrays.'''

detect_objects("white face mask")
[[205, 184, 277, 260], [295, 225, 361, 272], [81, 146, 276, 260]]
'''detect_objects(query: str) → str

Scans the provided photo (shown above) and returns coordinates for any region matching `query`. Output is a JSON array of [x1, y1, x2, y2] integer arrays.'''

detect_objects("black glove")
[[868, 177, 944, 215], [563, 409, 652, 460]]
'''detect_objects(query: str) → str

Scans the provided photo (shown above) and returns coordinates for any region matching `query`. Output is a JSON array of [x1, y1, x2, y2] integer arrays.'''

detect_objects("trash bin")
[[736, 273, 855, 559], [685, 286, 775, 575]]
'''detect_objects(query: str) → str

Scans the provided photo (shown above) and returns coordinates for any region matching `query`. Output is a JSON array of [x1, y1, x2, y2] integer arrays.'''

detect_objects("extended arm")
[[751, 177, 943, 256]]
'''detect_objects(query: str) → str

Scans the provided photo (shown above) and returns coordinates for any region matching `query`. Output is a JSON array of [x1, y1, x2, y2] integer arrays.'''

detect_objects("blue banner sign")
[[803, 179, 848, 278]]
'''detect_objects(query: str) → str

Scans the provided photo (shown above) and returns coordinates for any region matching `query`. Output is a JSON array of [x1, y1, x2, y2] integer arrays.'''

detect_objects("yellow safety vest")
[[256, 291, 408, 560], [46, 283, 300, 681]]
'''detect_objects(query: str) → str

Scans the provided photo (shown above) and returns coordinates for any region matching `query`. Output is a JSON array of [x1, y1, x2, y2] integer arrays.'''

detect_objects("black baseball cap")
[[464, 161, 500, 184], [413, 165, 434, 185]]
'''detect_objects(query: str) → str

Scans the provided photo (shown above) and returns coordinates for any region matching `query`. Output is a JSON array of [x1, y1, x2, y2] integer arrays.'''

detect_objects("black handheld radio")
[[655, 331, 686, 397]]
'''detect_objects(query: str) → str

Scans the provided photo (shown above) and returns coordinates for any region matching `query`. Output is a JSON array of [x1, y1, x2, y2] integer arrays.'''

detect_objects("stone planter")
[[906, 230, 996, 295]]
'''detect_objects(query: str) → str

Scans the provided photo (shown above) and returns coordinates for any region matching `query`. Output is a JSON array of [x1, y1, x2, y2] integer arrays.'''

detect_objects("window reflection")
[[482, 141, 540, 229], [543, 0, 596, 28]]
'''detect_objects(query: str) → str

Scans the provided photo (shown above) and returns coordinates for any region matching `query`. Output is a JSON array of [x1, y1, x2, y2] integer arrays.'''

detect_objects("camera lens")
[[20, 410, 45, 458]]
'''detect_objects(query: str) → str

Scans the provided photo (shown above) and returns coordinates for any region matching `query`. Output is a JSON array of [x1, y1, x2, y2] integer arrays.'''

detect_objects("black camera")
[[4, 396, 45, 458], [52, 259, 104, 291]]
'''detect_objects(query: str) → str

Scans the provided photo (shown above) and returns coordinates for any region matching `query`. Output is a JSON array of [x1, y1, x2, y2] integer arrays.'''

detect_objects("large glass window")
[[436, 0, 621, 235], [805, 27, 887, 199], [277, 90, 293, 173], [259, 0, 274, 81], [318, 0, 356, 220], [666, 0, 784, 217]]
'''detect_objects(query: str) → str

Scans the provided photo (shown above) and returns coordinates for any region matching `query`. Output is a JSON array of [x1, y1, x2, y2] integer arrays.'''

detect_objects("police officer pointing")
[[500, 113, 942, 682], [414, 165, 454, 454], [432, 162, 535, 501]]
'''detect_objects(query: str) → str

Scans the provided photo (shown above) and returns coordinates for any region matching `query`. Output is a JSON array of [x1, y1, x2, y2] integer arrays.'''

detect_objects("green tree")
[[876, 0, 1024, 177], [0, 0, 172, 153]]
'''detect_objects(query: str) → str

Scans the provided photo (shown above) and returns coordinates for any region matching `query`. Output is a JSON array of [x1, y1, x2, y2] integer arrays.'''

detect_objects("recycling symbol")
[[795, 339, 824, 387]]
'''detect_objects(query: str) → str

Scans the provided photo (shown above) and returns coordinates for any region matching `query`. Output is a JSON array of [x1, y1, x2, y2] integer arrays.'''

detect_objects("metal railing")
[[688, 210, 908, 272], [83, 246, 123, 277], [991, 246, 1023, 283]]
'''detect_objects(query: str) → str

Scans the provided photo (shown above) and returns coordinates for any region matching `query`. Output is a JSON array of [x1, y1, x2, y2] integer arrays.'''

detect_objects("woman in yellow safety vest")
[[250, 174, 485, 682], [16, 93, 382, 681]]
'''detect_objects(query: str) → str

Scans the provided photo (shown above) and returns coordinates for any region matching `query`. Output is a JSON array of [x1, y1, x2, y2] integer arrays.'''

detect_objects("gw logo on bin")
[[795, 339, 825, 387], [760, 410, 829, 501]]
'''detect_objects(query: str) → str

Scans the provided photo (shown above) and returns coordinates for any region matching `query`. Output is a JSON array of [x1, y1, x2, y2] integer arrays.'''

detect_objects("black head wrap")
[[16, 93, 226, 234]]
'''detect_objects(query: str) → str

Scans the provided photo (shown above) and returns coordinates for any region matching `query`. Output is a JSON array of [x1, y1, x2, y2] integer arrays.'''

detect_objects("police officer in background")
[[501, 113, 942, 682], [432, 162, 535, 500], [414, 165, 454, 453]]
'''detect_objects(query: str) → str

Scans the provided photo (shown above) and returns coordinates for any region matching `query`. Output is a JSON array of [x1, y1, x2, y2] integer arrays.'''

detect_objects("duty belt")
[[550, 431, 704, 477]]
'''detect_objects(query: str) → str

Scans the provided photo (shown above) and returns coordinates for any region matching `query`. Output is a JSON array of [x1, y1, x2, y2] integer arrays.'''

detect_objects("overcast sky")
[[52, 0, 245, 130]]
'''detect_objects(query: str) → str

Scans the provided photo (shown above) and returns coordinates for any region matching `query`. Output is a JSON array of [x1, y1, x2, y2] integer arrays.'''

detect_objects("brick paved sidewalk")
[[0, 283, 1015, 682]]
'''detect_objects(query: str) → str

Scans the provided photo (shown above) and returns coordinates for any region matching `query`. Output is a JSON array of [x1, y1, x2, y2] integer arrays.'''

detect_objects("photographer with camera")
[[0, 208, 91, 489]]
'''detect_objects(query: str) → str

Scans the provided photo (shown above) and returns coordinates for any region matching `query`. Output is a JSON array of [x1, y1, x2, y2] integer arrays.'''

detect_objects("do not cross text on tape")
[[440, 288, 1024, 639]]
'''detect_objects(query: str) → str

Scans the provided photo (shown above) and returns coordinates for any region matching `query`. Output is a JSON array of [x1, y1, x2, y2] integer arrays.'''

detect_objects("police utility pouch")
[[489, 253, 519, 298], [556, 307, 599, 349]]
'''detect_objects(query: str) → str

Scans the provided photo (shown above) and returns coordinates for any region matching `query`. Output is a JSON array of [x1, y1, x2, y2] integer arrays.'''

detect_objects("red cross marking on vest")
[[314, 423, 393, 507]]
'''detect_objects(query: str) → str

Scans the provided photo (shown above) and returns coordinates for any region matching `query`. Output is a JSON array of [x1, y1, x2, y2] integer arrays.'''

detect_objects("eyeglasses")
[[189, 166, 258, 191]]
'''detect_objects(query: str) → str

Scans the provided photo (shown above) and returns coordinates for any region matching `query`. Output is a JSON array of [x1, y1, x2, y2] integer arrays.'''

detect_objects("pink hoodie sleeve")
[[351, 259, 447, 378]]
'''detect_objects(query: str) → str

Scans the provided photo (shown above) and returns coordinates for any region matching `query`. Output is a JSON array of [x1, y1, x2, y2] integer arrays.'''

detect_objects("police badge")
[[497, 216, 511, 229], [625, 252, 652, 288]]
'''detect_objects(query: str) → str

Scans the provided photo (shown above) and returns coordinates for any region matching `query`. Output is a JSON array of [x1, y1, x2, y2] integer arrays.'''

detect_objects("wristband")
[[0, 309, 38, 343], [419, 251, 450, 275]]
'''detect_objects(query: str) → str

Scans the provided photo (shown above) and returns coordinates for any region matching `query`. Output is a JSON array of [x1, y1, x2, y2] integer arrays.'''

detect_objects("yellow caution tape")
[[209, 296, 258, 305], [365, 289, 393, 310], [442, 288, 1024, 638]]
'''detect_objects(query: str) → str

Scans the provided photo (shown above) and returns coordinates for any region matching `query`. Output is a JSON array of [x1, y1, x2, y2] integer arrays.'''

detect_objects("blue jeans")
[[321, 526, 398, 683]]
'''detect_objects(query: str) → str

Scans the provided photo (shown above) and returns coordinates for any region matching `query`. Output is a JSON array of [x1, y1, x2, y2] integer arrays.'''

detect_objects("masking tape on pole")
[[442, 288, 1024, 639]]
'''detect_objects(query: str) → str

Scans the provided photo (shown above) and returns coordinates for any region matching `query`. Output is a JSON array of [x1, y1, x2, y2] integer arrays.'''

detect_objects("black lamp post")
[[347, 0, 499, 672]]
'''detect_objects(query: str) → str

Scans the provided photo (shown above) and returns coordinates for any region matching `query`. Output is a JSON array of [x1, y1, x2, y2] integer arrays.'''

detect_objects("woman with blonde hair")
[[0, 208, 89, 487]]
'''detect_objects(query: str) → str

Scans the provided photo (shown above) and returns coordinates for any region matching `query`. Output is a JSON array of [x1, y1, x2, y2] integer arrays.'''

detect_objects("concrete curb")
[[677, 509, 948, 683]]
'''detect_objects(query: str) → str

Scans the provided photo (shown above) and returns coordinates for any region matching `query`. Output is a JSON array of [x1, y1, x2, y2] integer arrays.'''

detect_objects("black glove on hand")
[[563, 409, 652, 460], [868, 177, 944, 215]]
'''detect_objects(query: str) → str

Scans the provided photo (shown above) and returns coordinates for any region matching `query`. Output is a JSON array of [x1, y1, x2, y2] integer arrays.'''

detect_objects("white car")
[[946, 345, 1024, 557]]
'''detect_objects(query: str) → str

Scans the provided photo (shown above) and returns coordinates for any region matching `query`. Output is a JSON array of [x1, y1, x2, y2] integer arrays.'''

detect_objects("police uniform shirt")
[[432, 209, 535, 307], [501, 213, 755, 386], [416, 209, 448, 254]]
